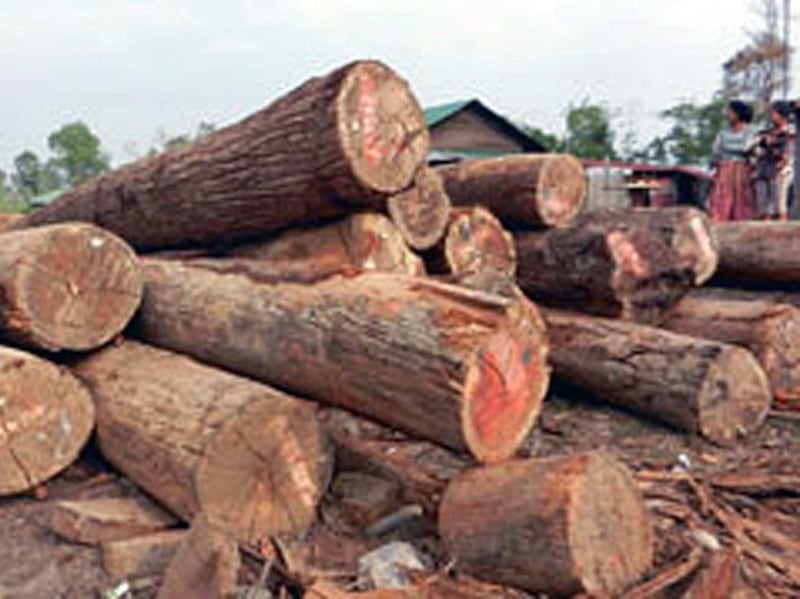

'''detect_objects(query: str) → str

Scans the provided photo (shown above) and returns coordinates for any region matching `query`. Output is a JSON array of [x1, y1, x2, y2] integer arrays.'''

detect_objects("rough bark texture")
[[690, 286, 800, 308], [134, 261, 550, 463], [0, 223, 141, 352], [515, 214, 697, 324], [228, 213, 424, 277], [542, 308, 771, 443], [0, 344, 95, 496], [15, 61, 429, 250], [102, 530, 188, 581], [713, 221, 800, 283], [386, 167, 451, 250], [438, 451, 653, 597], [74, 340, 332, 543], [436, 153, 586, 228], [664, 295, 800, 401]]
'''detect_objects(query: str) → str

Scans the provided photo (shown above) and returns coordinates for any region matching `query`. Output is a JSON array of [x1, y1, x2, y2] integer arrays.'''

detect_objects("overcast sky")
[[0, 0, 788, 172]]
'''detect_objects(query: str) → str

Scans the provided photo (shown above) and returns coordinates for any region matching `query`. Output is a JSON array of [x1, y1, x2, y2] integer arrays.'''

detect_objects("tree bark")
[[134, 261, 550, 463], [15, 61, 429, 250], [228, 213, 424, 277], [515, 214, 697, 324], [663, 295, 800, 401], [73, 340, 332, 543], [542, 308, 771, 443], [435, 153, 586, 228], [386, 166, 451, 250], [0, 223, 141, 352], [0, 344, 95, 496], [438, 451, 653, 597], [712, 221, 800, 283]]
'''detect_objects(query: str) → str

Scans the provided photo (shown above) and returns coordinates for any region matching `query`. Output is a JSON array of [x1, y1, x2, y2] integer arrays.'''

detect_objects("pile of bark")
[[0, 59, 796, 598]]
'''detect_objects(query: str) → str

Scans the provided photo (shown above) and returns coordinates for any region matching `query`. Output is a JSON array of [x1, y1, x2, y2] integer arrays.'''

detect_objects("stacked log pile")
[[2, 59, 798, 597]]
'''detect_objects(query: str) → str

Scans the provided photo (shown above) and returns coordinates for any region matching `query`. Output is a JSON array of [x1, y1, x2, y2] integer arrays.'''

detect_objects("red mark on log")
[[358, 74, 384, 165], [607, 231, 649, 277]]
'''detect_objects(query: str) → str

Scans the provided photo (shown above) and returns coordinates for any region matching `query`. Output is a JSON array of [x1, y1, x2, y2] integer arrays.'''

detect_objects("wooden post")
[[0, 223, 141, 352], [438, 451, 653, 597], [74, 340, 332, 543], [134, 261, 551, 463], [436, 153, 586, 228], [15, 61, 429, 250], [712, 221, 800, 283], [542, 308, 771, 443], [0, 344, 95, 496], [386, 166, 451, 251]]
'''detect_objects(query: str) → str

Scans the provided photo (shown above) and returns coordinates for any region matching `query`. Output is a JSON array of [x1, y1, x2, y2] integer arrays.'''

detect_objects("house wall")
[[430, 111, 525, 152]]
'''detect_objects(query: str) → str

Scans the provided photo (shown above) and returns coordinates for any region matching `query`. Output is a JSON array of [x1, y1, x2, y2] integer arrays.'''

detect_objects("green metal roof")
[[423, 100, 473, 127]]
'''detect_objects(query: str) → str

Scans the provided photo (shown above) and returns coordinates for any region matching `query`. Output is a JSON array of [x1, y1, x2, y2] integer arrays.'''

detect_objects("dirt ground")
[[1, 386, 798, 598]]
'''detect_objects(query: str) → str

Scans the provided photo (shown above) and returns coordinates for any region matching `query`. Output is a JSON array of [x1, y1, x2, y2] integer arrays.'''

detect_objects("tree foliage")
[[47, 122, 110, 185], [11, 150, 63, 199], [561, 101, 617, 160], [650, 98, 725, 166]]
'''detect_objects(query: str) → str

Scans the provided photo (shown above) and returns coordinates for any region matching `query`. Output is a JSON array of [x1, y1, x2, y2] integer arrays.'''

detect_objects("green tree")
[[647, 99, 725, 166], [518, 123, 562, 152], [561, 101, 617, 160], [11, 150, 63, 198], [47, 121, 110, 185]]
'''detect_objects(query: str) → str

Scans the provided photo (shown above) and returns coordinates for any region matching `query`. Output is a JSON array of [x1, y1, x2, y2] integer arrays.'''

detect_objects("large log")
[[663, 295, 800, 401], [14, 61, 429, 250], [229, 213, 424, 277], [542, 308, 771, 443], [74, 340, 332, 543], [0, 223, 141, 352], [515, 213, 699, 323], [0, 212, 22, 232], [0, 344, 94, 496], [386, 166, 451, 250], [134, 261, 550, 463], [436, 153, 586, 228], [438, 451, 653, 597], [713, 221, 800, 283]]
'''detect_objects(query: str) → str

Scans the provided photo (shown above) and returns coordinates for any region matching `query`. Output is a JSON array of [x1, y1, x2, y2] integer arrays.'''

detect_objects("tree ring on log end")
[[16, 224, 142, 351], [444, 207, 516, 279], [336, 61, 430, 195], [461, 318, 548, 464], [0, 346, 94, 496], [569, 452, 653, 596], [537, 154, 586, 227], [387, 168, 451, 251], [195, 400, 332, 543], [697, 346, 770, 444]]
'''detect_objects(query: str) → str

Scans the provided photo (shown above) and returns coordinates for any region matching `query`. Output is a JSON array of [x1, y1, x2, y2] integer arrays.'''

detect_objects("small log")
[[713, 221, 800, 283], [0, 223, 141, 352], [436, 153, 586, 228], [15, 61, 429, 250], [542, 308, 771, 443], [0, 212, 22, 232], [438, 451, 653, 597], [663, 295, 800, 400], [134, 262, 550, 463], [74, 340, 332, 543], [156, 513, 240, 599], [386, 167, 451, 250], [0, 344, 94, 496], [47, 496, 178, 545], [515, 213, 699, 323], [229, 213, 424, 276], [102, 529, 188, 581], [329, 472, 402, 530]]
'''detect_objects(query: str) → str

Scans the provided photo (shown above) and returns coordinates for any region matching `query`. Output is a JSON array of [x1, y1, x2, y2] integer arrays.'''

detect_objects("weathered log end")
[[333, 61, 429, 198], [460, 299, 549, 463], [697, 346, 771, 443], [444, 206, 516, 280], [439, 451, 653, 597], [195, 398, 332, 544], [387, 167, 451, 251], [343, 214, 425, 275], [0, 345, 94, 496], [0, 223, 141, 351], [680, 208, 718, 284], [536, 153, 586, 226]]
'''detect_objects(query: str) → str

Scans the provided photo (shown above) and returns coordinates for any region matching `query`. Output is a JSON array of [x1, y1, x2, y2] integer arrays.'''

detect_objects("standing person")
[[753, 100, 794, 221], [707, 100, 756, 221]]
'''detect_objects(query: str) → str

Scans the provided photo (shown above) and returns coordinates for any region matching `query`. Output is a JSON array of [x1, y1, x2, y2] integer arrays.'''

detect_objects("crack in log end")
[[462, 328, 547, 463]]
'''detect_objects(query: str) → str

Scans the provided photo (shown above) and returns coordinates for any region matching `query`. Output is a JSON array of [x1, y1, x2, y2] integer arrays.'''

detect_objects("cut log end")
[[685, 212, 718, 284], [444, 207, 516, 280], [537, 154, 586, 226], [195, 399, 332, 544], [337, 61, 429, 195], [345, 214, 425, 276], [462, 305, 549, 464], [387, 168, 451, 251], [698, 346, 771, 444], [0, 346, 94, 496], [570, 452, 654, 595], [12, 224, 141, 351]]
